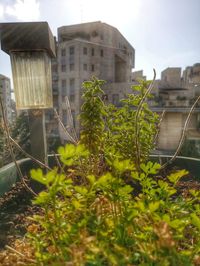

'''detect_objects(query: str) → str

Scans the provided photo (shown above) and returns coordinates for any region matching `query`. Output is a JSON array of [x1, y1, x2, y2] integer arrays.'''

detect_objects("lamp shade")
[[11, 50, 53, 109], [0, 22, 56, 110]]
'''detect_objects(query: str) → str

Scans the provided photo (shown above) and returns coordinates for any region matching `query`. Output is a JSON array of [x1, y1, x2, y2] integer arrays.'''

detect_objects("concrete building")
[[0, 74, 12, 124], [56, 21, 135, 140], [153, 64, 200, 154], [160, 67, 182, 88], [131, 70, 146, 82]]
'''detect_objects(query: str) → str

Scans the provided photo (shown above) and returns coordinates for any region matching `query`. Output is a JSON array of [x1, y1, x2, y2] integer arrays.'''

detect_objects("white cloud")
[[0, 4, 4, 19], [5, 0, 40, 21]]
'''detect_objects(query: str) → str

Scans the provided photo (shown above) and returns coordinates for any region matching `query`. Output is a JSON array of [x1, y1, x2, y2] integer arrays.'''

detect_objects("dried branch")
[[64, 96, 79, 142], [160, 95, 200, 170], [0, 96, 36, 196], [5, 245, 36, 263], [135, 69, 156, 169], [54, 108, 78, 145], [52, 152, 63, 172], [9, 136, 52, 171], [154, 109, 166, 146]]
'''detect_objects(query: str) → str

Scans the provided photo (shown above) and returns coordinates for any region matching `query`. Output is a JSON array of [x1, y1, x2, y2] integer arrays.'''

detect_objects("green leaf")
[[118, 185, 133, 196], [149, 201, 160, 212], [33, 191, 50, 205], [97, 173, 113, 187], [113, 159, 135, 173], [167, 169, 188, 184], [31, 169, 47, 185], [87, 175, 96, 185], [72, 200, 82, 209], [190, 213, 200, 230], [74, 186, 88, 195], [170, 219, 184, 229]]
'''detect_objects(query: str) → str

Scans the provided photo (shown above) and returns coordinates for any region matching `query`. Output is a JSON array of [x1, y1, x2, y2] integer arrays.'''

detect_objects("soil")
[[0, 178, 40, 250]]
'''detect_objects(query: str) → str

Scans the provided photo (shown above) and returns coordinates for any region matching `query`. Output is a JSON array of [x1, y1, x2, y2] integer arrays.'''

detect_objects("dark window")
[[62, 80, 67, 96], [100, 49, 104, 57], [91, 48, 94, 56], [112, 94, 119, 106], [83, 64, 88, 71], [69, 46, 75, 55], [61, 79, 66, 89], [52, 65, 58, 72], [91, 64, 95, 72], [70, 63, 74, 71], [70, 78, 75, 93], [61, 48, 66, 56], [71, 110, 76, 127], [63, 110, 67, 125], [83, 47, 87, 55], [70, 94, 75, 102], [61, 64, 66, 72]]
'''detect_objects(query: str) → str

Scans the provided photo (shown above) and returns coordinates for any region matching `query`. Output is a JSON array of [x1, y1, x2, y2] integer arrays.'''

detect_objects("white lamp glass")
[[10, 51, 53, 110]]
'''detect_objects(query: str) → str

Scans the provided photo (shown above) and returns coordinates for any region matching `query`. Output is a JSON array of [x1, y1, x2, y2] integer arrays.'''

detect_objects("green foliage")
[[105, 81, 159, 168], [80, 77, 106, 155], [28, 78, 200, 265]]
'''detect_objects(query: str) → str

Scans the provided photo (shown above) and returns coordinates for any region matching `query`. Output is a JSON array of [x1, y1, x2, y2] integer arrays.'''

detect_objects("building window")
[[91, 64, 95, 72], [70, 94, 75, 102], [63, 110, 67, 126], [69, 46, 75, 55], [61, 48, 66, 57], [61, 79, 66, 89], [91, 48, 94, 56], [70, 78, 75, 93], [70, 63, 74, 71], [61, 64, 66, 72], [71, 110, 76, 127], [112, 94, 119, 106], [83, 64, 88, 71], [83, 47, 87, 55], [100, 49, 104, 57], [62, 80, 67, 96]]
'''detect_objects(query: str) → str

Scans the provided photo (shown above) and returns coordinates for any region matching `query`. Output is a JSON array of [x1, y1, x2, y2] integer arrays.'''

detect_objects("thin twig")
[[160, 95, 200, 169], [0, 97, 37, 196], [135, 69, 156, 169], [64, 96, 79, 142], [53, 151, 63, 172], [154, 109, 166, 146], [9, 136, 52, 171], [5, 245, 36, 263], [54, 108, 77, 145]]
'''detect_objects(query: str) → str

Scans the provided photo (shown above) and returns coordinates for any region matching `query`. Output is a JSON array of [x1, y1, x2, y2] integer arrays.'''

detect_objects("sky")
[[0, 0, 200, 85]]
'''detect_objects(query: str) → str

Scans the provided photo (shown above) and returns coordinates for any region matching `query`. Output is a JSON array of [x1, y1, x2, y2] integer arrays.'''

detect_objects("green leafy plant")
[[27, 78, 200, 266]]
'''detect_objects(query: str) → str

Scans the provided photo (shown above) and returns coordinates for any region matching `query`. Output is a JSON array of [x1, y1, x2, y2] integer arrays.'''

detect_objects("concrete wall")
[[157, 112, 200, 151]]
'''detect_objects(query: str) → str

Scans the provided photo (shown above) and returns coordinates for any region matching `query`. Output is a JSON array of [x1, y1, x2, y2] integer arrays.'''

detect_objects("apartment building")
[[0, 74, 12, 124], [55, 21, 135, 140], [153, 64, 200, 153]]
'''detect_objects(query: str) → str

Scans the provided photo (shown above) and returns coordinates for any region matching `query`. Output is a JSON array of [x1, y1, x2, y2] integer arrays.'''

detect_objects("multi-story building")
[[56, 21, 135, 140], [0, 74, 12, 124], [152, 65, 200, 154]]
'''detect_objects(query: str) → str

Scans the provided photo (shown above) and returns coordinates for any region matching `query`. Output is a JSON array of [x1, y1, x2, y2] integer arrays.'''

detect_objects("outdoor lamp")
[[0, 22, 56, 109], [0, 22, 56, 166]]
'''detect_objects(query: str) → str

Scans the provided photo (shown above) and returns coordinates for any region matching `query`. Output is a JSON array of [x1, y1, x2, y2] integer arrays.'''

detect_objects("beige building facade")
[[154, 64, 200, 154], [55, 21, 135, 140]]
